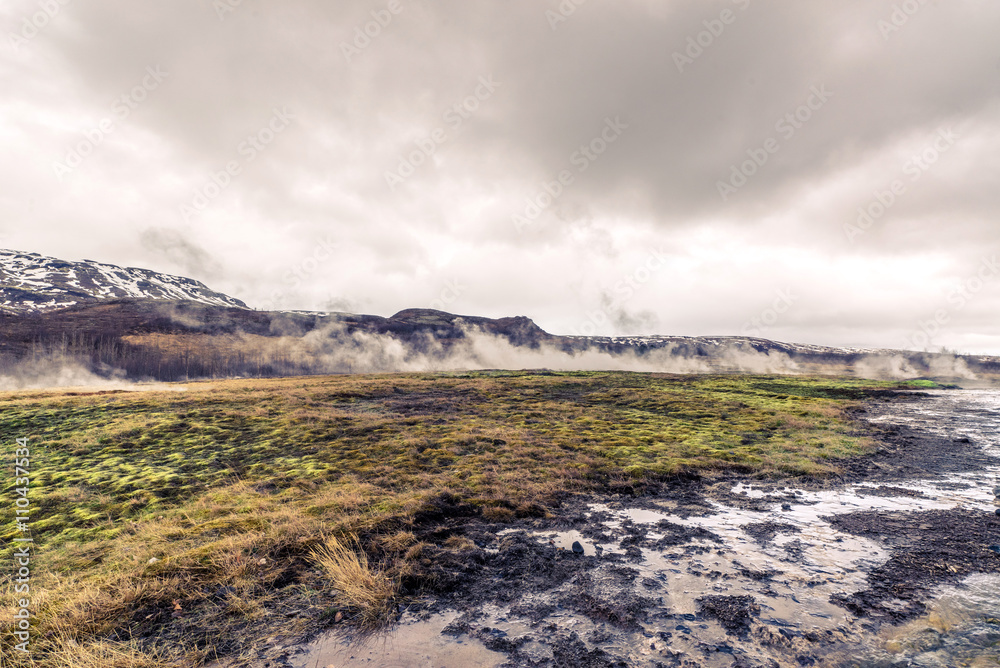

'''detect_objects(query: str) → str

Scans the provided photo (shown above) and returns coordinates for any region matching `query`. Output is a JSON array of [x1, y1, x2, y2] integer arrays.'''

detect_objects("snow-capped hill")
[[0, 249, 247, 313]]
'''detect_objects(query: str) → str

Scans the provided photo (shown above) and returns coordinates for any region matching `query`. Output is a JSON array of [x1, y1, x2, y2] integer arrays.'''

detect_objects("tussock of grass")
[[0, 371, 930, 666], [310, 534, 399, 628], [44, 636, 170, 668]]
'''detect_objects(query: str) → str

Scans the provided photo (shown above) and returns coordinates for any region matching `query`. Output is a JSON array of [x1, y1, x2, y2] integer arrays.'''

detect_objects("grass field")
[[0, 371, 934, 666]]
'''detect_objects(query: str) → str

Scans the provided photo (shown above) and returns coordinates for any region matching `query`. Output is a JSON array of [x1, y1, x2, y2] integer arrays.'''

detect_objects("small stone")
[[781, 503, 792, 511], [335, 611, 343, 623], [989, 545, 1000, 555], [147, 557, 159, 565], [994, 486, 1000, 497], [995, 508, 1000, 516], [571, 541, 585, 554]]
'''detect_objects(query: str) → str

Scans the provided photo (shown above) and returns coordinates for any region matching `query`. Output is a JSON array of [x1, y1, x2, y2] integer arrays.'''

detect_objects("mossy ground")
[[0, 371, 935, 666]]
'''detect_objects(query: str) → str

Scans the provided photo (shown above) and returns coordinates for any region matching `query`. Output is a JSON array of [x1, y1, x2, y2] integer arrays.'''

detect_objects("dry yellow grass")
[[310, 534, 399, 628], [43, 636, 170, 668]]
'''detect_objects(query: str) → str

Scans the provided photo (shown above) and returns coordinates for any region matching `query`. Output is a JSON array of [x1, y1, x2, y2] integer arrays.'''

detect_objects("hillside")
[[0, 298, 997, 385], [1, 250, 998, 385], [0, 249, 247, 312]]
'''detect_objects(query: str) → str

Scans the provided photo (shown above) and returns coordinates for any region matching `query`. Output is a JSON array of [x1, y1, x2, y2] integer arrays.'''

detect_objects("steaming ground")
[[252, 322, 804, 375], [189, 321, 988, 381], [0, 355, 184, 392], [2, 313, 993, 390]]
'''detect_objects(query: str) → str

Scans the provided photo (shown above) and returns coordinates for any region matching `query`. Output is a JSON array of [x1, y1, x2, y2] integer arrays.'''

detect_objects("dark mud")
[[696, 596, 761, 637], [836, 420, 998, 484], [827, 508, 1000, 623], [740, 522, 801, 545]]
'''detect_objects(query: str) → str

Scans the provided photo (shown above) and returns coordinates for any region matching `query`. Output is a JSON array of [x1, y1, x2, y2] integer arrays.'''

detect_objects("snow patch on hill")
[[0, 249, 247, 313]]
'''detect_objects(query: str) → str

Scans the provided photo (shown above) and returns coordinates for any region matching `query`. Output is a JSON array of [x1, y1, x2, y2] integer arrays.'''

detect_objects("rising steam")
[[2, 316, 993, 391]]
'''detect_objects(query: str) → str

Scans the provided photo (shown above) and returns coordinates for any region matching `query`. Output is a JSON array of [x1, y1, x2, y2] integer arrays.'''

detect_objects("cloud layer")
[[2, 0, 999, 353]]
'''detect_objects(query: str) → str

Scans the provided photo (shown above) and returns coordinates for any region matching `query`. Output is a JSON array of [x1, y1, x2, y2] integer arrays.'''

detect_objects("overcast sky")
[[2, 1, 999, 353]]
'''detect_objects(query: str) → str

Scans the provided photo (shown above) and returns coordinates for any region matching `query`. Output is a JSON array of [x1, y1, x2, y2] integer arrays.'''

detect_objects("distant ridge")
[[0, 250, 997, 385], [0, 249, 247, 313]]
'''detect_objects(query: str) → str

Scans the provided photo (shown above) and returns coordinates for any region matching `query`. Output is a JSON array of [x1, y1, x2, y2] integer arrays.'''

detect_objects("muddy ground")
[[272, 390, 1000, 668]]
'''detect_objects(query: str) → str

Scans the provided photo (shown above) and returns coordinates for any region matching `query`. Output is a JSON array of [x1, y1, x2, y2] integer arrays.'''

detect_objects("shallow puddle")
[[530, 528, 600, 556], [837, 574, 1000, 667], [287, 611, 506, 668]]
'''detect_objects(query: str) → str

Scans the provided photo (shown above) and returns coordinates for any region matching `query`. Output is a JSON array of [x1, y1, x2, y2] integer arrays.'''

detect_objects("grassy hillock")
[[0, 371, 935, 666]]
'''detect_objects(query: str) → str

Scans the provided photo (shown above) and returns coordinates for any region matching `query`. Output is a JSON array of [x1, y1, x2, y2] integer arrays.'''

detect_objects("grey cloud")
[[3, 0, 1000, 354], [140, 227, 221, 278]]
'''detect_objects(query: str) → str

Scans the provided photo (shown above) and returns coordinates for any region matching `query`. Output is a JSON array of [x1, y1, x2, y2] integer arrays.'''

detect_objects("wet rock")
[[571, 540, 584, 554], [989, 544, 1000, 555]]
